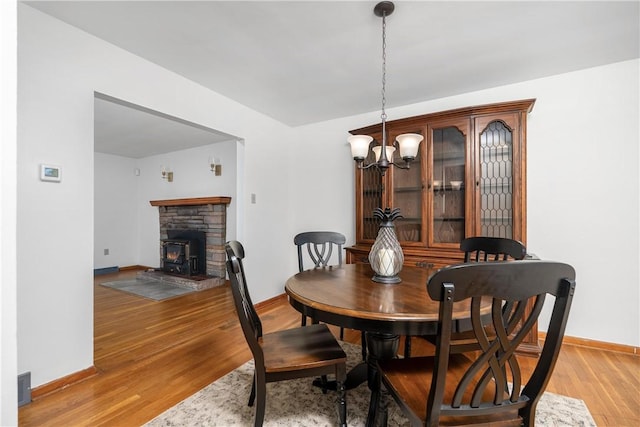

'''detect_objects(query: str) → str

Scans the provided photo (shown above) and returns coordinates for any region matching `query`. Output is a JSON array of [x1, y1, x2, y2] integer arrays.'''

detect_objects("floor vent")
[[94, 266, 119, 276], [18, 372, 31, 407]]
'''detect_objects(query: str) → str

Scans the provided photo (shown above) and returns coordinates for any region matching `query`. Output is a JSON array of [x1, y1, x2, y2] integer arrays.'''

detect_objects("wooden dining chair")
[[294, 231, 346, 274], [461, 236, 527, 262], [225, 240, 347, 427], [376, 260, 576, 427], [294, 231, 367, 361], [404, 236, 527, 357]]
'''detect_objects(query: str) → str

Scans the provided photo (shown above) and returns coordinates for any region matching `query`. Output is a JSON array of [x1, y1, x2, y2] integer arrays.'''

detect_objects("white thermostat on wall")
[[40, 164, 61, 182]]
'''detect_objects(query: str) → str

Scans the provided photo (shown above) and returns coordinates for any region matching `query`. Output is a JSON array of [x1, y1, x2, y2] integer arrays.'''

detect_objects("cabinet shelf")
[[364, 216, 422, 222], [434, 154, 465, 162], [433, 185, 465, 192], [395, 186, 423, 193]]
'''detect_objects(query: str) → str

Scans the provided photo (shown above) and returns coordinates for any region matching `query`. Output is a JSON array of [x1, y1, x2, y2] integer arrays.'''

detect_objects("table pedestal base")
[[365, 332, 398, 426], [312, 331, 399, 426]]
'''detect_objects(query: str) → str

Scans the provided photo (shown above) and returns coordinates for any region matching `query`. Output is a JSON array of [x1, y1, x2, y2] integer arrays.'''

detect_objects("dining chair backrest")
[[225, 240, 349, 426], [403, 236, 528, 358], [461, 236, 526, 262], [424, 260, 576, 426], [294, 231, 346, 272], [293, 230, 362, 354], [225, 240, 264, 363]]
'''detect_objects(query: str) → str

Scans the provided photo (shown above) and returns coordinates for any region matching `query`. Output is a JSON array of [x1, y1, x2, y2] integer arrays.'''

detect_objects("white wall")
[[135, 140, 239, 269], [94, 139, 238, 270], [292, 59, 640, 347], [18, 4, 293, 389], [1, 0, 18, 424], [94, 153, 138, 269]]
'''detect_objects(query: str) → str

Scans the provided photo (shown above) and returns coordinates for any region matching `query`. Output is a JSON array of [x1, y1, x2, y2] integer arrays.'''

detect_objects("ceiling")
[[94, 94, 236, 158], [25, 1, 640, 158]]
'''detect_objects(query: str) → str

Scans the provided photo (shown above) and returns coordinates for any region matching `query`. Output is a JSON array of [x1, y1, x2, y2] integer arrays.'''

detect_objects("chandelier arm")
[[356, 162, 379, 171], [357, 161, 389, 173], [356, 160, 409, 171], [390, 161, 410, 170]]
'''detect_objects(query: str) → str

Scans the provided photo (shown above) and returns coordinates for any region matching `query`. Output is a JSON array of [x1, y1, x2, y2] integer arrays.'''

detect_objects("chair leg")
[[253, 378, 266, 427], [301, 313, 307, 326], [378, 379, 392, 427], [366, 381, 380, 427], [248, 372, 256, 407], [337, 378, 347, 427], [519, 404, 536, 427], [339, 327, 344, 341], [404, 336, 412, 358], [361, 331, 367, 361]]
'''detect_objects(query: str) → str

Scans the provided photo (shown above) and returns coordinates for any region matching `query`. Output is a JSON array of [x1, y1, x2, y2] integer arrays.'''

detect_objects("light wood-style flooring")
[[19, 269, 639, 426]]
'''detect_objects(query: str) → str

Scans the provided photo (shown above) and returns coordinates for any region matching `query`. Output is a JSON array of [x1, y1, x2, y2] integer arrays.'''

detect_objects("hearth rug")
[[145, 342, 596, 427], [100, 278, 196, 301]]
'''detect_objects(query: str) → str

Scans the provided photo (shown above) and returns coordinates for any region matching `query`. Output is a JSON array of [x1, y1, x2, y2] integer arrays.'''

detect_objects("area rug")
[[100, 278, 196, 301], [145, 342, 596, 427]]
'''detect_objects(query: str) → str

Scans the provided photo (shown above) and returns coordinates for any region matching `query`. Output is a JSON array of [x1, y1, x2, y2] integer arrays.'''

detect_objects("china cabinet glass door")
[[389, 128, 426, 245], [479, 120, 513, 238], [358, 133, 384, 242], [429, 121, 469, 246], [475, 113, 522, 240]]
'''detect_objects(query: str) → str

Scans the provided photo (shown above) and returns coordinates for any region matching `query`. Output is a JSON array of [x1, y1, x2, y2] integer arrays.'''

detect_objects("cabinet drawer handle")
[[415, 261, 434, 269]]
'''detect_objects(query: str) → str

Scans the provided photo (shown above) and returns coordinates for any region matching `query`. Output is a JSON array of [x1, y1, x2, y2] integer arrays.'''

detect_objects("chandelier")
[[348, 1, 423, 176]]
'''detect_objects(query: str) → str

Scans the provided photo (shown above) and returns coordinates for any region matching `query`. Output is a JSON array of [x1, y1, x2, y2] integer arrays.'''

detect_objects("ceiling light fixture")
[[348, 1, 423, 176]]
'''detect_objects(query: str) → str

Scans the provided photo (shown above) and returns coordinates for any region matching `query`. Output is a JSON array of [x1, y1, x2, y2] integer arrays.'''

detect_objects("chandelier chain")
[[381, 9, 388, 152], [381, 10, 387, 123]]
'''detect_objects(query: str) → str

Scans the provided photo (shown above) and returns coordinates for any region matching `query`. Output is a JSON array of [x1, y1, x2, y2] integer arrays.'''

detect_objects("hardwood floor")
[[19, 269, 640, 426]]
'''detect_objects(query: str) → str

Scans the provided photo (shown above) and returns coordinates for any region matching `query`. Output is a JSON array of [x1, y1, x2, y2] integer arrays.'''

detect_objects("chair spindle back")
[[294, 231, 346, 272], [461, 236, 526, 262], [425, 260, 576, 426], [225, 241, 263, 361]]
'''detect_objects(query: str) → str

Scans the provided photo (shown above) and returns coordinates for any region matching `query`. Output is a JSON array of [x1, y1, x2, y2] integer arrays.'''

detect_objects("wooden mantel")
[[149, 196, 232, 207]]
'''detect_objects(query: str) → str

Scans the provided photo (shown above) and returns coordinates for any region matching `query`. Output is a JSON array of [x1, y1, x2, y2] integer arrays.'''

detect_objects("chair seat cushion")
[[261, 323, 347, 373], [378, 356, 522, 426]]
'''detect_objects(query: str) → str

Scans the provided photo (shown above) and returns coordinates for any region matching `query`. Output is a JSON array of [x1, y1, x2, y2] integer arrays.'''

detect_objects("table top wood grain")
[[285, 263, 487, 336]]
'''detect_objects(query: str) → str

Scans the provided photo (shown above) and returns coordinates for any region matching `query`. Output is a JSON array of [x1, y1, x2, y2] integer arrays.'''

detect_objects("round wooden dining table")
[[285, 263, 484, 426], [285, 263, 444, 336]]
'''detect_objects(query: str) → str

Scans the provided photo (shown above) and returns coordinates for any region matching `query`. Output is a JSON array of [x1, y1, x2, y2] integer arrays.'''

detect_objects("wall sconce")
[[209, 156, 222, 176], [161, 165, 173, 182]]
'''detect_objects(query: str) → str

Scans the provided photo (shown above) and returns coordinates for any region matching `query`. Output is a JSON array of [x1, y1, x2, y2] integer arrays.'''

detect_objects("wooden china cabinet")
[[345, 98, 539, 354]]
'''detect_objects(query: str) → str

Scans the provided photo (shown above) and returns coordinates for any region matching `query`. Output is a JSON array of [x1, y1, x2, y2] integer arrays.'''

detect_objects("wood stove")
[[161, 230, 206, 276]]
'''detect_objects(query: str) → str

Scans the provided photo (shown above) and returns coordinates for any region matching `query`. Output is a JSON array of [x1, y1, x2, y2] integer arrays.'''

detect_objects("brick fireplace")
[[145, 196, 231, 289]]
